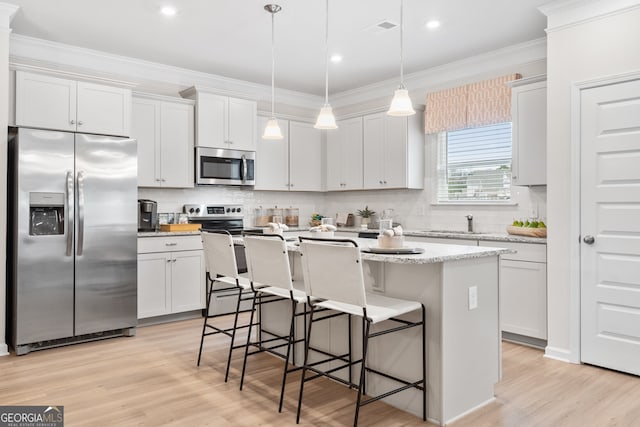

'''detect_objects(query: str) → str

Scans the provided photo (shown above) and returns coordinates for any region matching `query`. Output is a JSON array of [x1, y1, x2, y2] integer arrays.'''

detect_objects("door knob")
[[583, 235, 595, 245]]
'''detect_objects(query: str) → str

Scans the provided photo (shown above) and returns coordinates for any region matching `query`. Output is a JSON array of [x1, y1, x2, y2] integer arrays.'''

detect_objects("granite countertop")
[[235, 234, 514, 265], [137, 230, 202, 237], [328, 227, 547, 244]]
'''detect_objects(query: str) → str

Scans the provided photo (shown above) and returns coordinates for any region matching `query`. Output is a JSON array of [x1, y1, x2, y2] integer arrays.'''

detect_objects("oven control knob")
[[226, 208, 231, 213], [189, 208, 194, 213], [232, 208, 237, 213], [237, 208, 241, 213], [195, 208, 200, 213]]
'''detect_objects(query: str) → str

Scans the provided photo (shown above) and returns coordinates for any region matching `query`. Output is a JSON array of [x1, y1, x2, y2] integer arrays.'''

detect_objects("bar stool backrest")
[[243, 234, 293, 291], [299, 238, 366, 308], [201, 231, 239, 279]]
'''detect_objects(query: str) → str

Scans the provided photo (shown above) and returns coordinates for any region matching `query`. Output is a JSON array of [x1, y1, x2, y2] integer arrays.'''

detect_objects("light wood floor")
[[1, 317, 639, 426]]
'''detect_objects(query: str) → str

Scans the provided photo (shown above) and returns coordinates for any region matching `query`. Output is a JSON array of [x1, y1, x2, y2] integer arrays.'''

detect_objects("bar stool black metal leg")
[[296, 304, 315, 424], [354, 319, 371, 427], [361, 316, 367, 396], [197, 279, 214, 367], [224, 287, 244, 383], [348, 313, 353, 388], [240, 290, 259, 391], [278, 299, 297, 412]]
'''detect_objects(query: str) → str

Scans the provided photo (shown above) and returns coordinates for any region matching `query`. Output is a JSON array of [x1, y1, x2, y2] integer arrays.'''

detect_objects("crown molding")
[[10, 59, 138, 88], [0, 2, 19, 29], [8, 33, 322, 109], [330, 37, 548, 108], [539, 0, 640, 32]]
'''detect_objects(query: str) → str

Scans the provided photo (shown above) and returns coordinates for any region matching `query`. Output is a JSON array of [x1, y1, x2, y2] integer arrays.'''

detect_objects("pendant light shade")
[[314, 0, 338, 130], [263, 4, 284, 140], [387, 0, 415, 117]]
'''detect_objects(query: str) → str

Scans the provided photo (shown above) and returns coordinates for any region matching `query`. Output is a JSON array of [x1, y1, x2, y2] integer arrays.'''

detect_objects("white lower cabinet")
[[482, 241, 547, 341], [137, 235, 205, 319]]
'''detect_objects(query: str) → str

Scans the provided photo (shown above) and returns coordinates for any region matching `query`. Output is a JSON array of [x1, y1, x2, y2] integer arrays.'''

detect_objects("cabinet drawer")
[[138, 235, 203, 253], [480, 241, 546, 263]]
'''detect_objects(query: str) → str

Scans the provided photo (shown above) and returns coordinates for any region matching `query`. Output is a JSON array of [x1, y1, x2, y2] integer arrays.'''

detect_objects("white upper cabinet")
[[326, 117, 363, 191], [132, 94, 194, 188], [363, 112, 424, 190], [510, 76, 547, 186], [255, 117, 323, 192], [255, 116, 290, 191], [15, 70, 131, 137], [289, 121, 323, 191], [181, 88, 257, 151]]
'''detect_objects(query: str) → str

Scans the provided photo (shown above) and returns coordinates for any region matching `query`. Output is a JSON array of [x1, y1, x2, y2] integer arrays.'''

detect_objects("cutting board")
[[159, 224, 202, 232]]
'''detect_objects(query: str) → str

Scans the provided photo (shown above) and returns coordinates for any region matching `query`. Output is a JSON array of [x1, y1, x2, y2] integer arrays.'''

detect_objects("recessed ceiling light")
[[426, 20, 441, 30], [160, 6, 177, 16], [330, 54, 343, 63]]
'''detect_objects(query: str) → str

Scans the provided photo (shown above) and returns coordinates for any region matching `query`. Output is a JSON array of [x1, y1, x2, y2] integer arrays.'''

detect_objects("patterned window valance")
[[424, 74, 521, 134]]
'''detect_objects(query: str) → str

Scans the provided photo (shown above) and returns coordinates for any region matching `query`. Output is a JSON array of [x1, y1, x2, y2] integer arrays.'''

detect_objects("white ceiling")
[[6, 0, 548, 95]]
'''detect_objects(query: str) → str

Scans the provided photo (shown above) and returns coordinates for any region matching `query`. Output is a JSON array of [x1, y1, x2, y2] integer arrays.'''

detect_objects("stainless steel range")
[[183, 203, 254, 316]]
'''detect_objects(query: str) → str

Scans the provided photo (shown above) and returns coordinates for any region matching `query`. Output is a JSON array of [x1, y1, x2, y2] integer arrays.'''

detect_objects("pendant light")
[[314, 0, 338, 129], [387, 0, 415, 116], [263, 4, 284, 139]]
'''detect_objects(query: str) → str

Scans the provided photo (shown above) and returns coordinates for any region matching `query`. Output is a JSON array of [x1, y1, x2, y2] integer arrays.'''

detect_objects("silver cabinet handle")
[[78, 120, 83, 126], [155, 178, 161, 182], [583, 235, 595, 245], [172, 259, 177, 263], [166, 259, 172, 263], [383, 180, 387, 184], [290, 183, 294, 187], [70, 119, 76, 125], [66, 171, 74, 257], [379, 180, 383, 184], [161, 178, 166, 182], [165, 242, 178, 246], [77, 170, 86, 256]]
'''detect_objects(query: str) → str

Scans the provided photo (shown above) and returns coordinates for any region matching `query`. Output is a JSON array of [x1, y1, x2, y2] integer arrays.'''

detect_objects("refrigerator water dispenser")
[[29, 192, 64, 235]]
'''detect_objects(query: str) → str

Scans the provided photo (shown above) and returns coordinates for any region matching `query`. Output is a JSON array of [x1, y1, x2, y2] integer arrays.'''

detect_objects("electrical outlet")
[[468, 286, 478, 310]]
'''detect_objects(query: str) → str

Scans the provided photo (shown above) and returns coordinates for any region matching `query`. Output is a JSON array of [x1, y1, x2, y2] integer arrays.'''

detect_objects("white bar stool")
[[297, 236, 426, 426], [197, 230, 266, 382], [241, 233, 312, 411]]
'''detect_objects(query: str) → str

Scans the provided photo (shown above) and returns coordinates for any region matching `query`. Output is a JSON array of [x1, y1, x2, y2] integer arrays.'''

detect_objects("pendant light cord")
[[271, 9, 276, 117], [324, 0, 329, 105], [400, 0, 404, 88]]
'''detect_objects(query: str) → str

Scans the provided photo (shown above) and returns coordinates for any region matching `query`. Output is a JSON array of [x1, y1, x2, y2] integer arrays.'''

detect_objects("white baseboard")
[[444, 397, 496, 426], [0, 342, 9, 356], [544, 346, 573, 363]]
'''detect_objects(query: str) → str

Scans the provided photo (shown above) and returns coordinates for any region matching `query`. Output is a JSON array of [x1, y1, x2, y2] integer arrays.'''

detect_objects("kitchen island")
[[255, 235, 512, 425]]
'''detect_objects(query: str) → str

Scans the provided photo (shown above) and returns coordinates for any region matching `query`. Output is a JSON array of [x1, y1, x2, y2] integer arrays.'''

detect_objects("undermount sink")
[[421, 230, 482, 234]]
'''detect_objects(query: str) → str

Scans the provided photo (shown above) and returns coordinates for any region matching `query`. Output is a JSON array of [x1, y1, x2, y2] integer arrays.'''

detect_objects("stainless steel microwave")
[[196, 147, 255, 186]]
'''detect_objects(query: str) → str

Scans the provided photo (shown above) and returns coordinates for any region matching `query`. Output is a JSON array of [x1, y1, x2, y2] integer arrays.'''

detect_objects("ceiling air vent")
[[364, 20, 398, 33]]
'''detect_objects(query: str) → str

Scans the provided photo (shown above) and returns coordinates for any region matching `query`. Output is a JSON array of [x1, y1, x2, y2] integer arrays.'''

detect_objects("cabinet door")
[[171, 251, 205, 313], [160, 102, 194, 188], [383, 116, 408, 188], [289, 121, 323, 191], [499, 259, 547, 339], [196, 93, 227, 148], [227, 97, 257, 151], [327, 117, 363, 191], [15, 71, 77, 132], [77, 81, 131, 136], [255, 116, 290, 191], [512, 81, 546, 186], [132, 98, 161, 187], [363, 113, 385, 189], [137, 252, 171, 318]]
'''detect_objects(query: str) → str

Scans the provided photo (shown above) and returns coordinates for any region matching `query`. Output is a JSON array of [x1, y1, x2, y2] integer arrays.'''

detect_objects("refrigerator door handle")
[[77, 170, 85, 256], [66, 170, 74, 257]]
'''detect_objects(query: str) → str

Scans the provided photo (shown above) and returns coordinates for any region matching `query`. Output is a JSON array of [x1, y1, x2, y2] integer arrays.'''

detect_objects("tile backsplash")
[[139, 184, 545, 234]]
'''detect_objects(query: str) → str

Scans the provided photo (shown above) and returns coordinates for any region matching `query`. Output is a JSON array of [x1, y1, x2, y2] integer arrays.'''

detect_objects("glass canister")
[[268, 207, 284, 224], [285, 207, 299, 227], [255, 206, 270, 227]]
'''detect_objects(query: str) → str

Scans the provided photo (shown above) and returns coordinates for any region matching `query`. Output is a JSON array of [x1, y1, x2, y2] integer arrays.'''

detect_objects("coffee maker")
[[138, 199, 157, 231]]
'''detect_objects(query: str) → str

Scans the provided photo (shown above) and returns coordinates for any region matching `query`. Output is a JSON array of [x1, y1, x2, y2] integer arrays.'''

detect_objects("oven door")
[[196, 147, 255, 186]]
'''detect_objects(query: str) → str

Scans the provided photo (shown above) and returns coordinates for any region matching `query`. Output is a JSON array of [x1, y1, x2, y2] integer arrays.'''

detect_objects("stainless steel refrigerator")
[[7, 127, 138, 355]]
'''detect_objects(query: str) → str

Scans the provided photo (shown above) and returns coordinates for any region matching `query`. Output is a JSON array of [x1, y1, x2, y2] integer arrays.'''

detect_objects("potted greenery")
[[356, 206, 376, 229]]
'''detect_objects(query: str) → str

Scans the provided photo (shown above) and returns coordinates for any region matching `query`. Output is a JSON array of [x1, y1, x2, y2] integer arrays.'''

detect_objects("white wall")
[[544, 3, 640, 360]]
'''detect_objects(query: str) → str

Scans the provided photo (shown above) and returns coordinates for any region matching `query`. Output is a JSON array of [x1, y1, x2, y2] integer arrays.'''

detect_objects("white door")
[[132, 98, 160, 187], [227, 97, 257, 151], [171, 251, 205, 313], [289, 121, 323, 191], [137, 253, 171, 319], [197, 93, 227, 148], [384, 115, 408, 188], [341, 117, 364, 190], [325, 122, 344, 191], [77, 81, 131, 137], [160, 101, 194, 188], [363, 113, 385, 189], [580, 78, 640, 376], [255, 116, 290, 191]]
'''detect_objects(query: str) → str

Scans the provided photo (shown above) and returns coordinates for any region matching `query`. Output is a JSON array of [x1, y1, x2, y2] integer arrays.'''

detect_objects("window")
[[436, 122, 512, 202]]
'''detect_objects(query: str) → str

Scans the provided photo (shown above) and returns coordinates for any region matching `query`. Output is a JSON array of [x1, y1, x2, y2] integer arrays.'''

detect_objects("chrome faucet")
[[466, 214, 474, 232]]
